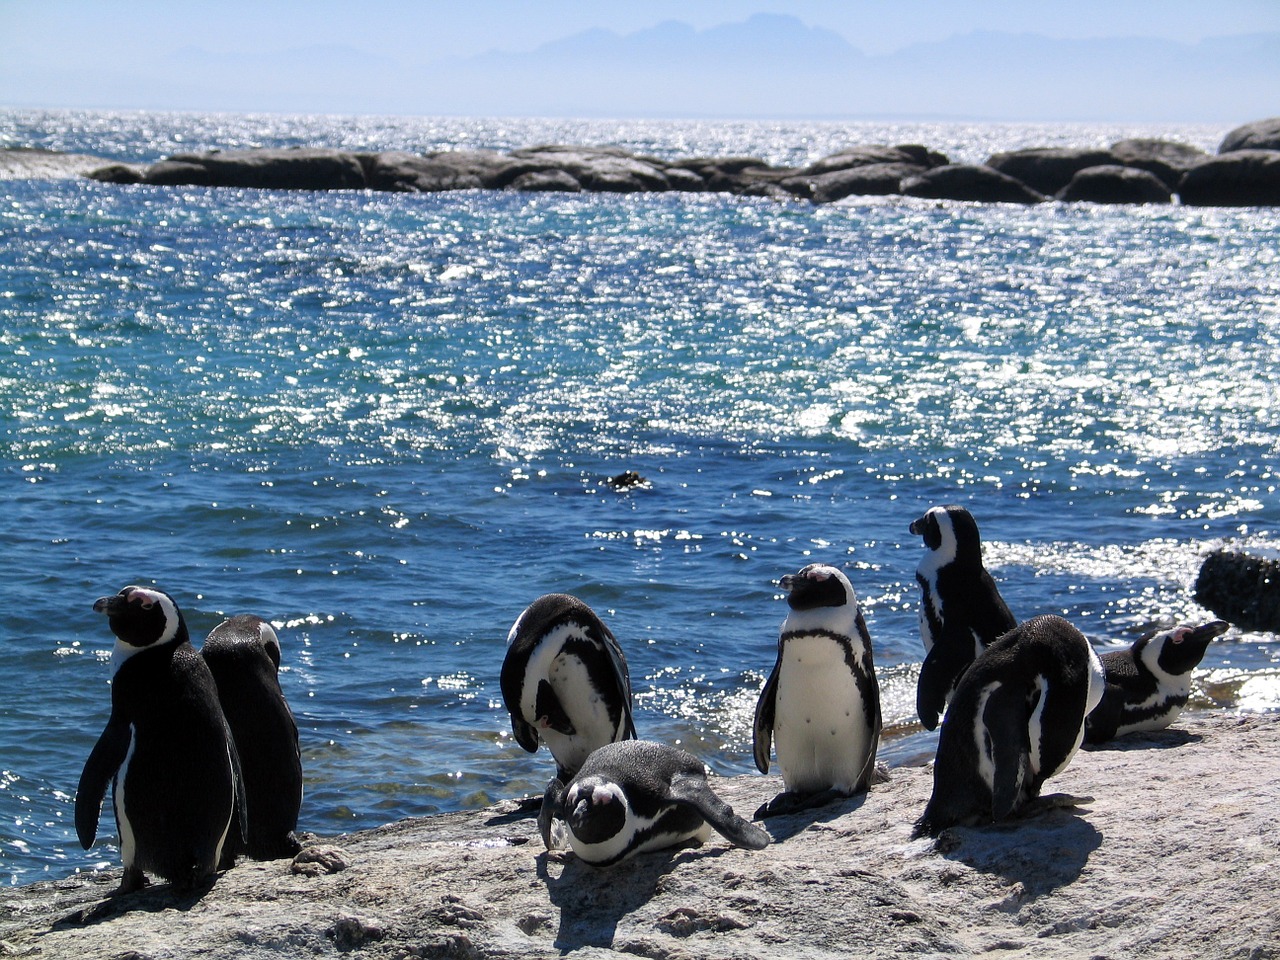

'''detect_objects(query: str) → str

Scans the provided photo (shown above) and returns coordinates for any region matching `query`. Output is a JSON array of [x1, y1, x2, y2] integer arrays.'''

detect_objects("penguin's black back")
[[113, 640, 238, 884], [202, 616, 303, 860]]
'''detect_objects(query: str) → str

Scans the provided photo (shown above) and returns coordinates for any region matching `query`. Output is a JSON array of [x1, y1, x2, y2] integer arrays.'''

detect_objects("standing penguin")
[[753, 563, 882, 819], [76, 585, 243, 892], [201, 614, 303, 860], [913, 614, 1106, 838], [499, 593, 637, 847], [910, 504, 1017, 731], [559, 740, 770, 867], [1084, 619, 1230, 745]]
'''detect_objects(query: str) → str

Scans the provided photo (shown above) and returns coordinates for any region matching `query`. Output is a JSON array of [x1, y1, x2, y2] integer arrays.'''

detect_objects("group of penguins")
[[75, 503, 1229, 891]]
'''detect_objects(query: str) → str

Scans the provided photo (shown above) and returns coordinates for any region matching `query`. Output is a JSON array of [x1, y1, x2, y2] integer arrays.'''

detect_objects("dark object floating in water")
[[1194, 550, 1280, 633], [605, 471, 649, 491]]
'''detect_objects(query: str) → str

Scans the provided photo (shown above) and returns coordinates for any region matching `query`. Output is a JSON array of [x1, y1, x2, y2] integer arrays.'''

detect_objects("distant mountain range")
[[414, 14, 1280, 122], [6, 13, 1278, 121]]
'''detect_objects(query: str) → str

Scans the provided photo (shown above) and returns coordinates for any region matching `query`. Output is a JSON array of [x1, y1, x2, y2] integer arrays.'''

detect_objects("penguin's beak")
[[1185, 620, 1230, 644], [909, 517, 923, 535], [779, 574, 797, 591], [93, 594, 125, 616]]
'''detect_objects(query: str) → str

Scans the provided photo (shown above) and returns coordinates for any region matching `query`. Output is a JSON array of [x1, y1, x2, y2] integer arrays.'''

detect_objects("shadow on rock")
[[52, 878, 215, 930], [1084, 728, 1201, 753], [540, 846, 729, 950], [755, 790, 871, 843], [933, 806, 1102, 899]]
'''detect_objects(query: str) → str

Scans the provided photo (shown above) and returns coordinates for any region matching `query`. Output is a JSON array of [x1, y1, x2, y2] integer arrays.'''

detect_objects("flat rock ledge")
[[2, 712, 1277, 959]]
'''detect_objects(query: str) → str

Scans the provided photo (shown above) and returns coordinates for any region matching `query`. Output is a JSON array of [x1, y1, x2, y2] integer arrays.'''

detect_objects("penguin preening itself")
[[914, 614, 1105, 838], [201, 614, 304, 860], [1084, 620, 1230, 745], [910, 504, 1017, 732], [559, 740, 770, 867], [753, 563, 882, 819], [76, 586, 244, 892], [499, 594, 637, 847]]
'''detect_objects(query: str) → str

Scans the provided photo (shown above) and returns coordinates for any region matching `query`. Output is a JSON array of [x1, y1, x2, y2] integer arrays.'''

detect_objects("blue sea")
[[2, 108, 1279, 886]]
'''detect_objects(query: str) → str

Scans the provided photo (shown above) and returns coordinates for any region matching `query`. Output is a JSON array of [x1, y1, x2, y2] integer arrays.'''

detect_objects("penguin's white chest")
[[523, 629, 618, 772], [113, 726, 139, 869], [773, 633, 872, 794]]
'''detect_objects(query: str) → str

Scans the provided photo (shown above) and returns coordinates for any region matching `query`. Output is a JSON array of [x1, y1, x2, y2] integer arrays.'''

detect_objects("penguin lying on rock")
[[1084, 619, 1230, 745], [914, 614, 1105, 838], [910, 504, 1017, 731], [559, 740, 770, 866], [753, 564, 883, 819], [202, 614, 303, 861], [76, 586, 244, 893], [499, 594, 637, 848]]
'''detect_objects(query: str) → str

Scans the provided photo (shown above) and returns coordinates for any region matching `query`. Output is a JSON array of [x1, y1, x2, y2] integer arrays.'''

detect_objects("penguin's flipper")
[[668, 774, 770, 850], [916, 638, 972, 732], [75, 714, 131, 850], [751, 659, 781, 775], [982, 686, 1033, 822], [538, 776, 565, 851], [534, 680, 576, 737], [600, 625, 638, 741]]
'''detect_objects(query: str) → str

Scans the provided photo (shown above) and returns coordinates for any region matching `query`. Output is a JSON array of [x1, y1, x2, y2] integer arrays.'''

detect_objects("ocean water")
[[2, 109, 1279, 886]]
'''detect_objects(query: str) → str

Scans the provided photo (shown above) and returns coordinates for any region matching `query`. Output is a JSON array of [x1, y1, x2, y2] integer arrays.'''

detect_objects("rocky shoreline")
[[1, 712, 1276, 959], [4, 117, 1280, 206]]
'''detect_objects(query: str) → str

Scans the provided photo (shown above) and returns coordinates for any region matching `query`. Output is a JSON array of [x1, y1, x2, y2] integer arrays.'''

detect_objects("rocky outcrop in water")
[[9, 115, 1280, 206], [0, 713, 1276, 959], [1195, 550, 1280, 632]]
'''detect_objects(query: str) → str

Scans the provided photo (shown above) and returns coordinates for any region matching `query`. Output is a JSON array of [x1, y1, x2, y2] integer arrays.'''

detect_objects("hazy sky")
[[3, 0, 1279, 119]]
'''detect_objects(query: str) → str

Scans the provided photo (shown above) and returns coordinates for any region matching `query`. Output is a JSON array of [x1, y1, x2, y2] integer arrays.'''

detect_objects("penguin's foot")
[[753, 787, 850, 820], [117, 866, 148, 894]]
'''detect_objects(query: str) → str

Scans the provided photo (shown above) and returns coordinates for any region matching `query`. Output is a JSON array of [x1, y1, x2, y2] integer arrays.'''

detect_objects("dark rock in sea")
[[1109, 138, 1210, 190], [986, 147, 1117, 196], [1218, 117, 1280, 153], [605, 471, 649, 491], [1056, 165, 1173, 204], [1178, 150, 1280, 206], [505, 145, 671, 193], [900, 164, 1047, 204], [361, 151, 483, 192], [668, 157, 783, 194], [1194, 550, 1280, 632], [787, 162, 930, 203], [796, 144, 945, 177], [511, 169, 582, 192], [86, 163, 146, 185], [142, 148, 368, 191]]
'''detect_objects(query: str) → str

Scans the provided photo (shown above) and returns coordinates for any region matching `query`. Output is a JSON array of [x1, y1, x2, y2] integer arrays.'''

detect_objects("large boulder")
[[786, 162, 929, 203], [361, 152, 484, 192], [901, 164, 1047, 204], [510, 169, 582, 192], [667, 157, 785, 194], [141, 148, 367, 190], [1109, 138, 1210, 190], [504, 145, 671, 193], [798, 144, 947, 177], [1218, 117, 1280, 153], [1195, 551, 1280, 632], [1056, 165, 1172, 204], [985, 147, 1117, 196], [1178, 150, 1280, 206]]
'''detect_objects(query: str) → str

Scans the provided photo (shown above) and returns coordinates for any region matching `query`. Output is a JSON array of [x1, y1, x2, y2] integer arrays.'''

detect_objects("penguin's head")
[[1140, 620, 1230, 677], [780, 564, 855, 611], [207, 614, 283, 668], [94, 585, 188, 668], [910, 504, 981, 563], [563, 777, 628, 846]]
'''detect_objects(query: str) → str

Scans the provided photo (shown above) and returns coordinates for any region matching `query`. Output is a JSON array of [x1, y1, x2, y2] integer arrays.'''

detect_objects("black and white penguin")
[[1084, 620, 1230, 745], [910, 504, 1017, 731], [913, 614, 1106, 838], [201, 614, 303, 860], [76, 585, 243, 892], [499, 593, 637, 846], [559, 740, 770, 867], [752, 563, 882, 819]]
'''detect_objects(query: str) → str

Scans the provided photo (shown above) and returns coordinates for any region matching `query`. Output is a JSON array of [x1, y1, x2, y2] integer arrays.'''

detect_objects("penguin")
[[752, 563, 882, 819], [1084, 619, 1230, 745], [559, 740, 770, 867], [913, 614, 1106, 838], [499, 593, 637, 847], [75, 585, 244, 892], [910, 504, 1017, 732], [201, 614, 303, 860]]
